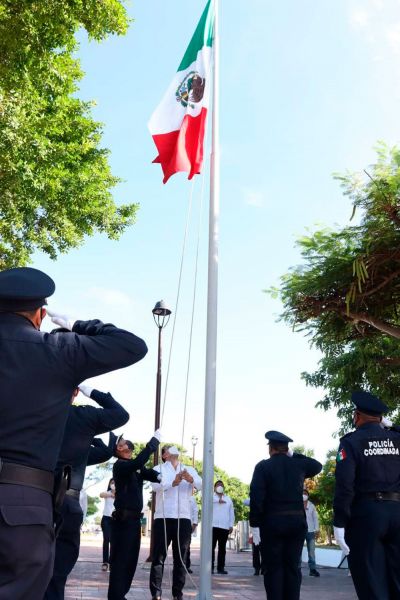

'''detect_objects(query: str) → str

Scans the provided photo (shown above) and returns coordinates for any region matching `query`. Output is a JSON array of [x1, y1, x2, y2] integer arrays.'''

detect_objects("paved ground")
[[66, 537, 357, 599]]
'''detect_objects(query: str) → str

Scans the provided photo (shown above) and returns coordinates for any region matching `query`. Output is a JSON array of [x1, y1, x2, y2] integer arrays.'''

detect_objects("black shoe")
[[254, 570, 260, 576], [217, 569, 228, 574], [309, 569, 320, 577]]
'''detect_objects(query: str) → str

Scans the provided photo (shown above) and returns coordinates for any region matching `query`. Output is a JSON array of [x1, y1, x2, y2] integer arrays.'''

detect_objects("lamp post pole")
[[147, 300, 171, 561], [191, 435, 198, 467]]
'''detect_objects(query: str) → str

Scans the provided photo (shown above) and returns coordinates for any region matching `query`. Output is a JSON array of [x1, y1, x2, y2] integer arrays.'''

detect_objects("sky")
[[33, 0, 400, 484]]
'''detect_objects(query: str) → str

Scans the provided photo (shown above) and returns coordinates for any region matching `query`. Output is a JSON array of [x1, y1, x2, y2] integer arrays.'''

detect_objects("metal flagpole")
[[198, 0, 219, 598]]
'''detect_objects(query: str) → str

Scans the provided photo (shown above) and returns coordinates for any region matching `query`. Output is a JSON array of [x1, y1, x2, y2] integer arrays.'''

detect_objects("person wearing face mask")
[[100, 478, 116, 572], [250, 430, 322, 600], [212, 480, 235, 574], [333, 391, 400, 600], [301, 490, 320, 577], [149, 445, 202, 600]]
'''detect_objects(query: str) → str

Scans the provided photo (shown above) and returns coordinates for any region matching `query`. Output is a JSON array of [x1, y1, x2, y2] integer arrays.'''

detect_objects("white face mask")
[[110, 484, 115, 491], [303, 494, 308, 502], [215, 485, 224, 494]]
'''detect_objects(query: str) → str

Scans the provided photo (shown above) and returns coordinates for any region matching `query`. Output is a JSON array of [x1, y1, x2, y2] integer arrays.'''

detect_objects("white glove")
[[334, 526, 350, 556], [252, 527, 261, 546], [287, 448, 293, 457], [381, 416, 393, 429], [46, 309, 75, 331], [153, 428, 162, 442], [79, 384, 94, 398]]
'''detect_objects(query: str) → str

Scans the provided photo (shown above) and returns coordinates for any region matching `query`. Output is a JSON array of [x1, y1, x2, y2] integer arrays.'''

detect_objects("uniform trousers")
[[212, 527, 230, 571], [101, 515, 112, 564], [150, 518, 192, 600], [261, 514, 307, 600], [186, 539, 192, 569], [252, 542, 263, 574], [44, 495, 83, 599], [346, 499, 400, 600], [0, 484, 55, 600], [108, 516, 141, 600]]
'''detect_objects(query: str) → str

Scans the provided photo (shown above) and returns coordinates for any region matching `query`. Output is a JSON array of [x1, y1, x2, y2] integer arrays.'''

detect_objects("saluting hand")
[[46, 309, 75, 331], [79, 384, 94, 398]]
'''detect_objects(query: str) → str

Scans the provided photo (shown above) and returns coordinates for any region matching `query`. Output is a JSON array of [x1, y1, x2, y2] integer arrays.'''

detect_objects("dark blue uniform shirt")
[[113, 437, 160, 516], [56, 390, 129, 491], [333, 422, 400, 527], [249, 453, 322, 527], [0, 314, 147, 472]]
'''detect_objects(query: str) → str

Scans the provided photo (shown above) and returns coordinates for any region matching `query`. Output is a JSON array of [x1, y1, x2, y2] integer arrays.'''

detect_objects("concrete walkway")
[[66, 536, 357, 599]]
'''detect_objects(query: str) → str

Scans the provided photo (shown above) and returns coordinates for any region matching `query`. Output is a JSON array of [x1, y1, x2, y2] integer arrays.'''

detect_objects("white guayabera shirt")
[[151, 462, 202, 520], [212, 493, 235, 530]]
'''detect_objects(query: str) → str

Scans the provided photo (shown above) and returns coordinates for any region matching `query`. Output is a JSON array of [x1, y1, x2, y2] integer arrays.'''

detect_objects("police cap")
[[0, 267, 55, 311], [352, 390, 388, 416], [265, 430, 293, 444]]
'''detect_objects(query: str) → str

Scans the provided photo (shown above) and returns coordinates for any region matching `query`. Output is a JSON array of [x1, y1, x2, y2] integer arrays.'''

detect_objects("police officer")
[[108, 432, 161, 600], [0, 267, 148, 600], [333, 390, 400, 599], [250, 431, 322, 600], [44, 383, 129, 599]]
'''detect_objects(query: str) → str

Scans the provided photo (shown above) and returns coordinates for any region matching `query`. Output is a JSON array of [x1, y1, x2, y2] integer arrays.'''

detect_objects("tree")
[[272, 144, 400, 427], [86, 494, 100, 517], [0, 1, 138, 268], [310, 450, 336, 545]]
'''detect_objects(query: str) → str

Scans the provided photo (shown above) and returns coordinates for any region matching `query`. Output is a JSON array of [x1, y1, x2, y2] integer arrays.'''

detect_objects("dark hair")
[[215, 480, 224, 486], [269, 442, 289, 453], [107, 478, 114, 491], [125, 440, 134, 451]]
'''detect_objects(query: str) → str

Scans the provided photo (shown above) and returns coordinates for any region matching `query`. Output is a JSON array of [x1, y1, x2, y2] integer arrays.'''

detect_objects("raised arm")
[[79, 386, 129, 435]]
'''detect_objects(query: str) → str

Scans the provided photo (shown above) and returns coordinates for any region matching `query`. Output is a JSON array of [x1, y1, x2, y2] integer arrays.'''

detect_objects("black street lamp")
[[152, 300, 171, 443], [147, 300, 171, 561]]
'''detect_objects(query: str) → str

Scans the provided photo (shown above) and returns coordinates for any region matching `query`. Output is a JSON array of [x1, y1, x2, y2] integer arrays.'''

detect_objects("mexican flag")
[[149, 1, 214, 184]]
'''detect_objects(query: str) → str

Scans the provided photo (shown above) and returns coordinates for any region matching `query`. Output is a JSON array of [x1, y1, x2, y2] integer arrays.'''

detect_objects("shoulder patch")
[[336, 448, 347, 462]]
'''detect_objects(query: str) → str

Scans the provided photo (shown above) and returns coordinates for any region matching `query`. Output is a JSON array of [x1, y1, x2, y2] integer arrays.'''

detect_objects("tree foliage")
[[86, 494, 100, 517], [0, 1, 138, 268], [272, 144, 400, 427], [309, 450, 336, 545]]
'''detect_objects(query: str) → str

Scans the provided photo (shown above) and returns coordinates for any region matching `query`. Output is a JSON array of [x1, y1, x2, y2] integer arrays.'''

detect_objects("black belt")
[[366, 492, 400, 502], [112, 508, 141, 521], [0, 459, 54, 494], [269, 510, 304, 516], [65, 488, 80, 499]]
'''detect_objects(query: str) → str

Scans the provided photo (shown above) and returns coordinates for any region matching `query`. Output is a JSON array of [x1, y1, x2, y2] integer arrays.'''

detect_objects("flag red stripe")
[[152, 108, 208, 184]]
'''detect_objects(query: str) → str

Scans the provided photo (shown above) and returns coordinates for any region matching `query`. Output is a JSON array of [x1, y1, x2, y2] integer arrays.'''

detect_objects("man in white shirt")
[[303, 489, 320, 577], [212, 480, 235, 574], [149, 445, 202, 600]]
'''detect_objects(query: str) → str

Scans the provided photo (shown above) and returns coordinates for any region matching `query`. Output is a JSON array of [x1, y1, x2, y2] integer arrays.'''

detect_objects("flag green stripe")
[[178, 0, 214, 72]]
